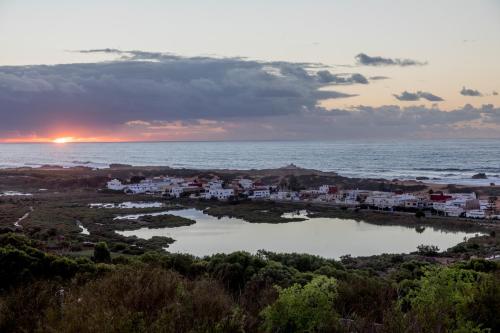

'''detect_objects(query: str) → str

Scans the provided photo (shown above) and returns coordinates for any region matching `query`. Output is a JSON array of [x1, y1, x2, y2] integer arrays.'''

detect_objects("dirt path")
[[14, 206, 33, 227]]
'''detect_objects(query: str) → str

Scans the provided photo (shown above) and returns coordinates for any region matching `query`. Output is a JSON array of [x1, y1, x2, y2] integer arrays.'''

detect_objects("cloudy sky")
[[0, 0, 499, 142]]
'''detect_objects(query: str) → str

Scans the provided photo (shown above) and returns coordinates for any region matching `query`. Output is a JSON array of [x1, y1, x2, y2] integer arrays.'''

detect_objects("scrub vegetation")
[[0, 234, 499, 332]]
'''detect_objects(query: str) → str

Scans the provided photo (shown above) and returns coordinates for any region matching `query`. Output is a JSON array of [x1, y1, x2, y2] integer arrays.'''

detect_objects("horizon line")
[[1, 137, 500, 144]]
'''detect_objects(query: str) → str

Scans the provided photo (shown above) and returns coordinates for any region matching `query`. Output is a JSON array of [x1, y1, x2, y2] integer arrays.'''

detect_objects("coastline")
[[2, 138, 500, 186], [2, 161, 500, 188]]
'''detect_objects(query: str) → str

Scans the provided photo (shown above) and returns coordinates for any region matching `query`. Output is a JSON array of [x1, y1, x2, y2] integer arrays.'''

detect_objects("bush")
[[0, 233, 92, 290], [42, 266, 244, 333], [401, 267, 486, 332], [260, 276, 339, 332], [93, 241, 111, 263], [416, 244, 439, 256]]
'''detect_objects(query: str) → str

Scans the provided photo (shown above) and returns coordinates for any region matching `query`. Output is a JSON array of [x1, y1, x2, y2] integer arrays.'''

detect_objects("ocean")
[[1, 139, 499, 186]]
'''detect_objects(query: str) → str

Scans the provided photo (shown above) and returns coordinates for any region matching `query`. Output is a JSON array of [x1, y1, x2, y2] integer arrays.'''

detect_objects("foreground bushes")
[[0, 233, 499, 332], [43, 267, 245, 333], [0, 234, 108, 290]]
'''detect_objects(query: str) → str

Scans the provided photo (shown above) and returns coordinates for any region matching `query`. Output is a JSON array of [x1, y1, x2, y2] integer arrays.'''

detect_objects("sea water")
[[1, 139, 499, 185]]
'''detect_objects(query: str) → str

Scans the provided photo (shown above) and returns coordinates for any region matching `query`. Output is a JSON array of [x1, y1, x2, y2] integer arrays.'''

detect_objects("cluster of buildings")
[[107, 176, 250, 200], [363, 191, 497, 219], [106, 176, 499, 220]]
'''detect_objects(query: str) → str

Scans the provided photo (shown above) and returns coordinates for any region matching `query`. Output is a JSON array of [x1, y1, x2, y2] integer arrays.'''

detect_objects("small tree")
[[93, 241, 111, 263], [261, 276, 339, 332]]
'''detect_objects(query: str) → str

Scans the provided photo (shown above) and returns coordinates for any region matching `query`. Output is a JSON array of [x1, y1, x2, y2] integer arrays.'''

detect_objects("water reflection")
[[117, 209, 479, 259]]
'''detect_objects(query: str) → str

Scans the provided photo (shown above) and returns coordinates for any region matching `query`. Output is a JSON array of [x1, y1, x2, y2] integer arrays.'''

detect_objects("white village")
[[107, 176, 499, 220]]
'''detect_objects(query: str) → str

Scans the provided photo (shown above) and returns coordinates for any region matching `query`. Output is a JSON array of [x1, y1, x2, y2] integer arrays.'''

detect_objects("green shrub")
[[261, 276, 339, 332], [93, 241, 111, 263]]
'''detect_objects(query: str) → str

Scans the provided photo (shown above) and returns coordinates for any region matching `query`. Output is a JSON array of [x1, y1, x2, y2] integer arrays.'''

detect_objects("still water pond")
[[117, 209, 479, 259]]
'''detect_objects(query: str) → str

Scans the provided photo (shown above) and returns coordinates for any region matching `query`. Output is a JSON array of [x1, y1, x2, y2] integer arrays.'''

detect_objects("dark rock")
[[109, 163, 133, 168], [472, 173, 488, 179]]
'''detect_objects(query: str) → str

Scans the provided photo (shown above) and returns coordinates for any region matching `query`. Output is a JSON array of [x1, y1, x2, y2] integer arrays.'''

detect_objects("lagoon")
[[116, 209, 480, 258]]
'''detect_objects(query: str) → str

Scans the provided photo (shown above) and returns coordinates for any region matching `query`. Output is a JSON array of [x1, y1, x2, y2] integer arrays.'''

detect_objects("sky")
[[0, 0, 499, 142]]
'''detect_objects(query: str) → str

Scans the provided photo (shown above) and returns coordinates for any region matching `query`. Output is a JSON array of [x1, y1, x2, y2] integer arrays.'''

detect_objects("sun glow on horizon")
[[0, 135, 135, 143], [52, 137, 74, 144]]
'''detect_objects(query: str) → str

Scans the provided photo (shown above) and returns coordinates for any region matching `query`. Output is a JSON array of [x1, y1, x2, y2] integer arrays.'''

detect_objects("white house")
[[199, 191, 212, 200], [168, 177, 186, 185], [431, 201, 447, 211], [444, 205, 464, 217], [404, 200, 420, 209], [206, 179, 224, 190], [365, 192, 397, 209], [126, 181, 158, 194], [466, 210, 485, 219], [207, 188, 234, 200], [393, 193, 417, 207], [270, 191, 299, 201], [238, 179, 254, 190], [479, 199, 493, 210], [452, 192, 477, 200], [249, 189, 271, 200], [169, 186, 184, 198], [148, 176, 185, 191], [432, 200, 466, 217], [340, 190, 361, 202], [107, 179, 126, 191]]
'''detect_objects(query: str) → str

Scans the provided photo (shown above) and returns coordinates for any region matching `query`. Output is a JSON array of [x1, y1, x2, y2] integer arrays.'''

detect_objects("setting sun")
[[52, 137, 74, 144]]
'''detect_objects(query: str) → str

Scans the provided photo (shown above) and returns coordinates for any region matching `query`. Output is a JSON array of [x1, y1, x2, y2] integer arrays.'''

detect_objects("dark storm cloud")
[[0, 50, 356, 133], [460, 87, 482, 96], [393, 91, 444, 102], [340, 104, 482, 126], [316, 70, 368, 84], [1, 49, 499, 140], [229, 104, 500, 140], [355, 53, 427, 67], [317, 104, 498, 134]]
